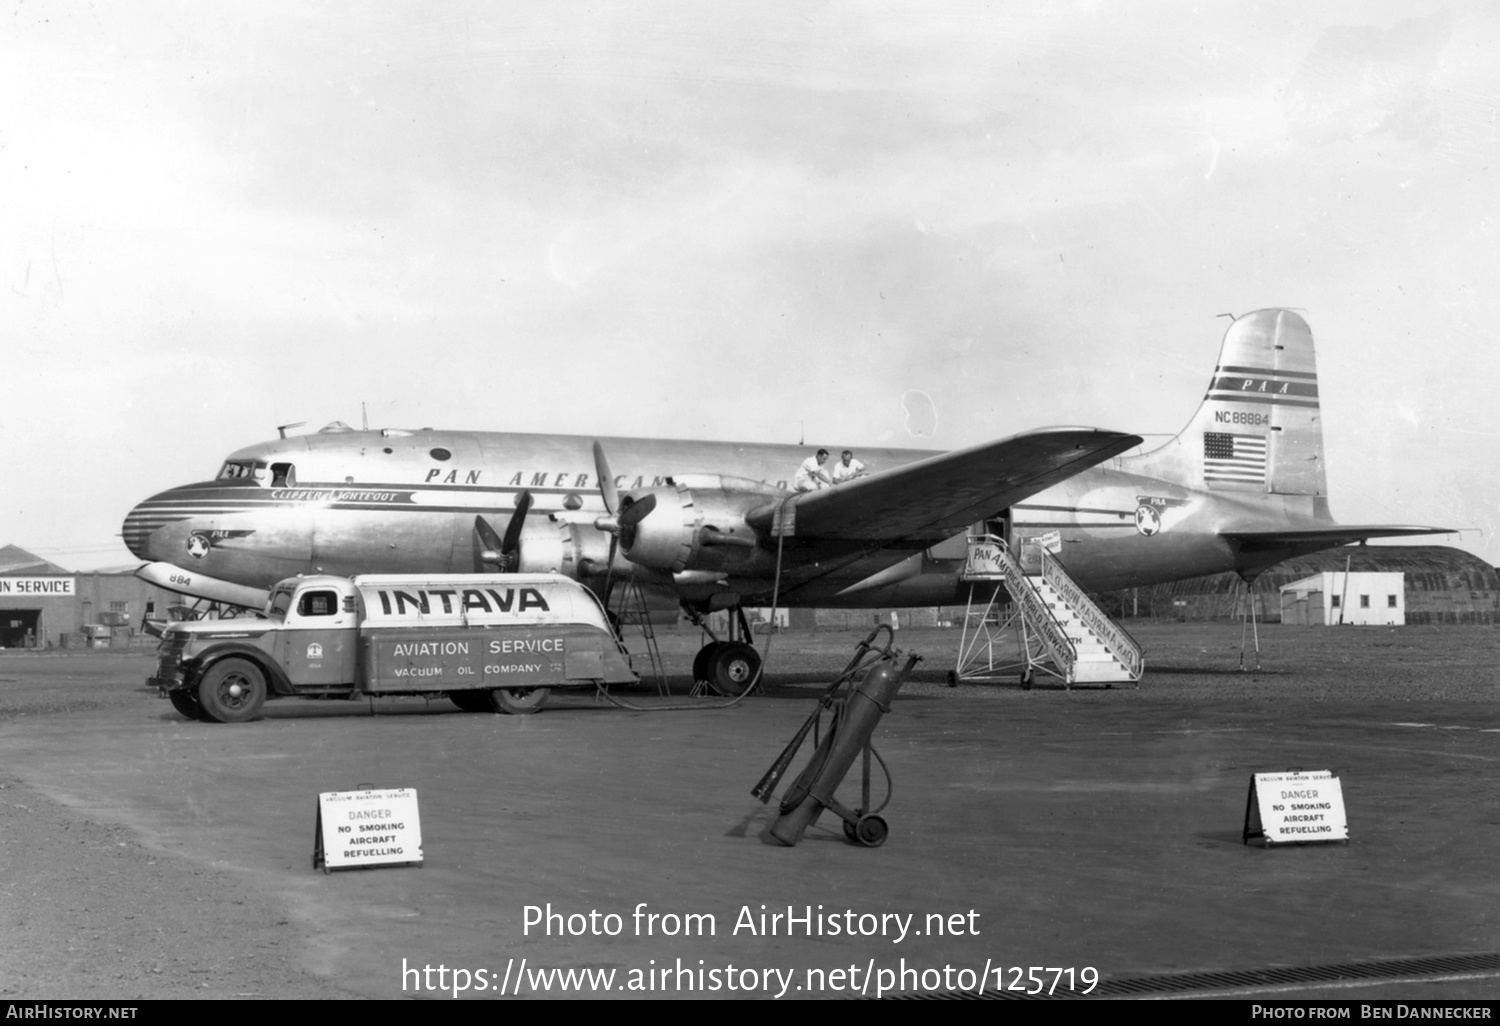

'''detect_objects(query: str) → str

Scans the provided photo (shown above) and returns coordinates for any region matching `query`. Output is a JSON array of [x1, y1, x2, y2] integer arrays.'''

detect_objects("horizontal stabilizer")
[[1222, 525, 1453, 554]]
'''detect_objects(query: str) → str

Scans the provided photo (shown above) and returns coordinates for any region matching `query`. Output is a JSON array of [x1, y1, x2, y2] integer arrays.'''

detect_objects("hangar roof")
[[1145, 545, 1497, 597], [0, 545, 71, 576]]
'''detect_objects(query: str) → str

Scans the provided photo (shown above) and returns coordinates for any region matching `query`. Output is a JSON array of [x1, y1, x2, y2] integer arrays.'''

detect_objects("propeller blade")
[[474, 515, 504, 553], [618, 493, 656, 551], [501, 490, 533, 556], [618, 493, 656, 528], [473, 515, 504, 571], [592, 440, 618, 515]]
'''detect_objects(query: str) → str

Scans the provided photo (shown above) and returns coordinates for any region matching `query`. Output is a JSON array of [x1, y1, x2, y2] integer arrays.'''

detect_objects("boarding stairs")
[[954, 534, 1143, 688]]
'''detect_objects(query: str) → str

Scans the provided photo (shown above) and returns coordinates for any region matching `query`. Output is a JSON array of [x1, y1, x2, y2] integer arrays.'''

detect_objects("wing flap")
[[752, 428, 1142, 543]]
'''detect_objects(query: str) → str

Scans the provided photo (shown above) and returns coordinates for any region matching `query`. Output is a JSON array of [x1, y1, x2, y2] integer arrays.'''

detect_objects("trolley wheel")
[[706, 642, 760, 697], [489, 687, 550, 715], [854, 815, 888, 848]]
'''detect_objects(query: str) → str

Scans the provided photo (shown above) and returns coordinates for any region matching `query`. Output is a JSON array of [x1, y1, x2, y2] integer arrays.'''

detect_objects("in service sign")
[[314, 788, 423, 871]]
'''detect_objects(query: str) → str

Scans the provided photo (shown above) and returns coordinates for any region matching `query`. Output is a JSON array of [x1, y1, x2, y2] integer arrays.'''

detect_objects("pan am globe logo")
[[1134, 504, 1162, 537], [186, 528, 256, 559], [1133, 495, 1189, 538]]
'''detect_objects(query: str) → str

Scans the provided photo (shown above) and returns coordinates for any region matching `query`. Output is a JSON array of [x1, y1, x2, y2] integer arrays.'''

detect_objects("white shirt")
[[831, 457, 866, 484], [794, 455, 832, 491]]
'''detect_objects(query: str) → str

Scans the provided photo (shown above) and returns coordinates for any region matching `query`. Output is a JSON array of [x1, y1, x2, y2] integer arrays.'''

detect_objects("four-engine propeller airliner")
[[123, 309, 1447, 692]]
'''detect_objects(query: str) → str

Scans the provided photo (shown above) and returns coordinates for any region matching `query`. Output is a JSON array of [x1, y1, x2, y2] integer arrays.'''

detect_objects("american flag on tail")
[[1203, 432, 1267, 487]]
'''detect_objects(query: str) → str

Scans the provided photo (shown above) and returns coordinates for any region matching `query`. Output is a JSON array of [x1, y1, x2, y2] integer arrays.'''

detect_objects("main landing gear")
[[686, 606, 763, 697]]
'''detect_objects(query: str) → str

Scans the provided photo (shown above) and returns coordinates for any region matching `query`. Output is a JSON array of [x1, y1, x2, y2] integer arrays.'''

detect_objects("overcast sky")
[[3, 2, 1495, 571]]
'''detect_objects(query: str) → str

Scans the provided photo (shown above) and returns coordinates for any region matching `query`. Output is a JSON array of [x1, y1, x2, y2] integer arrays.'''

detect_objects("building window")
[[1388, 595, 1398, 608], [1330, 595, 1340, 608], [109, 601, 128, 612], [1359, 595, 1370, 608]]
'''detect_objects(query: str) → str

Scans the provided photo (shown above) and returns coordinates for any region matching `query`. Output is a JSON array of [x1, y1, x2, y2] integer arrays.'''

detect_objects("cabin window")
[[297, 591, 338, 617], [271, 462, 296, 487], [430, 447, 452, 461]]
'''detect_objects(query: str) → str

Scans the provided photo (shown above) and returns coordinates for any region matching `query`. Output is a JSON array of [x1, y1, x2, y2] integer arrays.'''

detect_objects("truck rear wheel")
[[197, 658, 267, 723], [490, 687, 550, 715], [449, 691, 492, 713]]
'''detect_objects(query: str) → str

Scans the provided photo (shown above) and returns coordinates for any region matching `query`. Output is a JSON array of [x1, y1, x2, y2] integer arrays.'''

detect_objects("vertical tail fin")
[[1140, 309, 1327, 498]]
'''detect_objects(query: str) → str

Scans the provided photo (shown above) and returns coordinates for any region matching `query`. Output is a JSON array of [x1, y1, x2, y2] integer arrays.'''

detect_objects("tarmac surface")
[[1, 622, 1498, 1001]]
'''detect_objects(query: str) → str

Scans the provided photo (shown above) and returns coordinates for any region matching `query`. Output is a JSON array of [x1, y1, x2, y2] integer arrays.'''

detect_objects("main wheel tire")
[[855, 815, 889, 848], [167, 689, 203, 720], [706, 642, 760, 697], [449, 691, 492, 713], [196, 658, 267, 724], [692, 642, 723, 684], [490, 687, 550, 715]]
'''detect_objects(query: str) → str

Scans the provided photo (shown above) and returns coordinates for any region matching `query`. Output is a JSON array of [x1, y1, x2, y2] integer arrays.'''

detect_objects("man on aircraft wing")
[[794, 449, 833, 492]]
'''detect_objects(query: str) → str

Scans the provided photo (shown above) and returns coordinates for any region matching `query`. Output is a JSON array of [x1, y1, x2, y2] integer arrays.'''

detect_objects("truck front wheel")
[[490, 687, 550, 715], [197, 658, 267, 723], [167, 689, 204, 721]]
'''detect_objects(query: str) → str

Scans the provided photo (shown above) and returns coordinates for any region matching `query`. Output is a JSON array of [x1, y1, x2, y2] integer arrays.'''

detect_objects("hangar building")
[[1279, 571, 1405, 626], [0, 545, 180, 649], [1114, 546, 1497, 625]]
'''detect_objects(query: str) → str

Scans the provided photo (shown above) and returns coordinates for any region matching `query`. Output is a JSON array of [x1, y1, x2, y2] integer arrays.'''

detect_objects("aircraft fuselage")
[[123, 425, 1288, 609]]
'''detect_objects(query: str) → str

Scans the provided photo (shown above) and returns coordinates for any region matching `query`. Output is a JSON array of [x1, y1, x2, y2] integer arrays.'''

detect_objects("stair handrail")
[[982, 537, 1076, 675], [1039, 550, 1144, 679]]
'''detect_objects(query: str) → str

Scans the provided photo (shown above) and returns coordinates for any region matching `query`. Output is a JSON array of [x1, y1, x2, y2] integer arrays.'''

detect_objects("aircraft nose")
[[122, 495, 166, 560]]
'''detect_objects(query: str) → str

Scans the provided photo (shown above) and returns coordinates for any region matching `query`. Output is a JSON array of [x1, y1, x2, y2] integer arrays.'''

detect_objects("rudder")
[[1184, 308, 1326, 498]]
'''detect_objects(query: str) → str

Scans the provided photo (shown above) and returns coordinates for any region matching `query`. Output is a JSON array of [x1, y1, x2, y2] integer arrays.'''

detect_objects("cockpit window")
[[271, 462, 296, 487], [217, 460, 269, 483]]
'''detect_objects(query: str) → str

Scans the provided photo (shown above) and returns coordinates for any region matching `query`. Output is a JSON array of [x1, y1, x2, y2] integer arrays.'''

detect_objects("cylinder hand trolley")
[[751, 627, 920, 848]]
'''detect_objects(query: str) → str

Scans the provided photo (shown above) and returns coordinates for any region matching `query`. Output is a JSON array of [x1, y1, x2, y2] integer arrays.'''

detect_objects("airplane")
[[122, 308, 1447, 693]]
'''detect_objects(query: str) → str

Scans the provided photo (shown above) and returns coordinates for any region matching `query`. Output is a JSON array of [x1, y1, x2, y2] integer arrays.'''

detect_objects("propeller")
[[589, 441, 658, 601], [592, 440, 619, 516], [474, 489, 533, 572]]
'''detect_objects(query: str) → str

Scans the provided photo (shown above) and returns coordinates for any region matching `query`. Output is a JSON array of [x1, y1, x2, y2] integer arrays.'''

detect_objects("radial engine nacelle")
[[618, 474, 786, 574]]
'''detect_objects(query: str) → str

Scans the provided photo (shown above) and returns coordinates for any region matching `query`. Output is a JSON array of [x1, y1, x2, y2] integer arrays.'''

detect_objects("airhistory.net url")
[[401, 957, 1099, 998]]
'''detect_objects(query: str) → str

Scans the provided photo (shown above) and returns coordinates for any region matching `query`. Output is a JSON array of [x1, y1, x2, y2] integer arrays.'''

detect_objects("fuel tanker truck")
[[149, 573, 638, 722]]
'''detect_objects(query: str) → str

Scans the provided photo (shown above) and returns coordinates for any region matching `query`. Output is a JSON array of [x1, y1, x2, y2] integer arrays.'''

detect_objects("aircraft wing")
[[1221, 524, 1454, 553], [751, 427, 1142, 544]]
